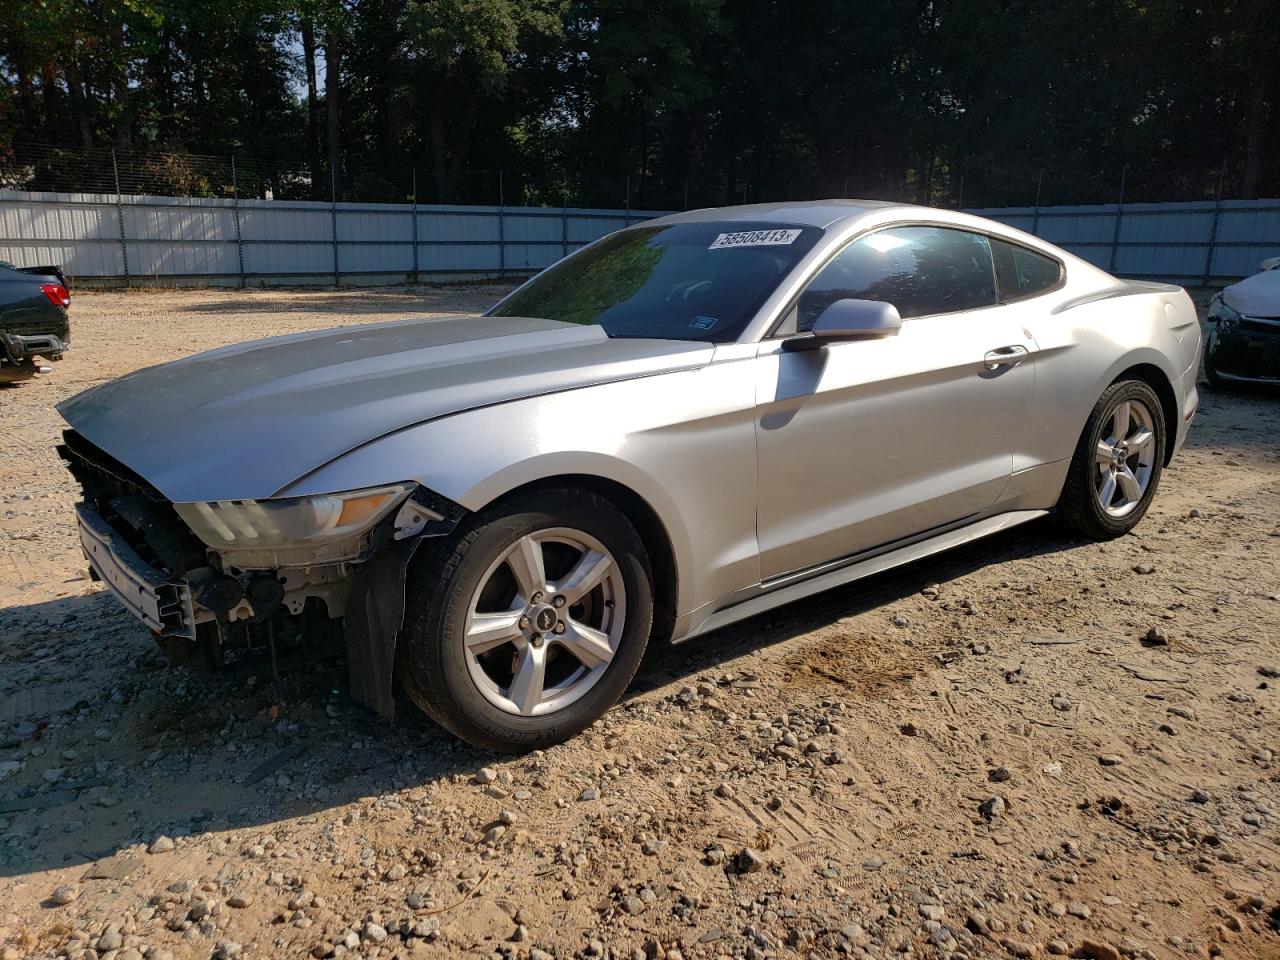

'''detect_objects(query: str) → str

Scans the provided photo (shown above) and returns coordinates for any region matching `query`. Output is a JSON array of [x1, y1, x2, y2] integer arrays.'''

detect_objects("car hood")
[[58, 315, 713, 502], [1222, 267, 1280, 318]]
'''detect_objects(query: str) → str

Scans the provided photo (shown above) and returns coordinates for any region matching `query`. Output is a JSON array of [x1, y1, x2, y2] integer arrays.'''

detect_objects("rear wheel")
[[399, 487, 653, 752], [1058, 380, 1166, 540]]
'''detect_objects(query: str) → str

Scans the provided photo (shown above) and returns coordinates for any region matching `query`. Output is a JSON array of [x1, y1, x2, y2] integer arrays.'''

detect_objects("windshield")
[[488, 221, 822, 342]]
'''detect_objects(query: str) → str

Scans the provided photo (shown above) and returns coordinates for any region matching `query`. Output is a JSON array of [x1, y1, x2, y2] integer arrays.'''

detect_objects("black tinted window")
[[797, 226, 997, 330], [490, 221, 821, 342], [991, 238, 1062, 301]]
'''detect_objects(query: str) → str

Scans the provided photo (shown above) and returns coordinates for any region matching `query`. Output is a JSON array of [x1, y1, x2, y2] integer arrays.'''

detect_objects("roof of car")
[[644, 199, 905, 230]]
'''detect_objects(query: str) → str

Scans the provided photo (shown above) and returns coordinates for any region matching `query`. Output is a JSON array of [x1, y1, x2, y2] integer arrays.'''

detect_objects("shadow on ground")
[[0, 518, 1078, 879]]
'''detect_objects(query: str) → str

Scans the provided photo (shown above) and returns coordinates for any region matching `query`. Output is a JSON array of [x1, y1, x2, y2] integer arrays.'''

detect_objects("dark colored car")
[[1204, 257, 1280, 387], [0, 261, 71, 385]]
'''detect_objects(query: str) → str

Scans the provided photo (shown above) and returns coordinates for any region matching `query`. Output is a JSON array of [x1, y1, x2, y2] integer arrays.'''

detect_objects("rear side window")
[[796, 226, 997, 330], [990, 238, 1062, 302]]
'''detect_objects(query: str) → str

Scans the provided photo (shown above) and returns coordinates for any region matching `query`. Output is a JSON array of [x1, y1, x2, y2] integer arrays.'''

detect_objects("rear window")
[[991, 238, 1062, 301], [489, 221, 822, 342]]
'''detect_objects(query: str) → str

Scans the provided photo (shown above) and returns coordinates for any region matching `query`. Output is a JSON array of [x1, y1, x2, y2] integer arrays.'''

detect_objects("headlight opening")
[[175, 484, 413, 567]]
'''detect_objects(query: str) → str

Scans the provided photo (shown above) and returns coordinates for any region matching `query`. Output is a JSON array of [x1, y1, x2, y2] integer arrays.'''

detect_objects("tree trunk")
[[15, 56, 37, 133], [1240, 0, 1278, 198], [430, 108, 449, 202], [36, 65, 56, 131], [64, 60, 95, 148], [442, 87, 481, 201], [302, 18, 322, 196], [156, 26, 175, 144], [1242, 82, 1266, 199], [111, 21, 131, 149], [324, 29, 342, 200]]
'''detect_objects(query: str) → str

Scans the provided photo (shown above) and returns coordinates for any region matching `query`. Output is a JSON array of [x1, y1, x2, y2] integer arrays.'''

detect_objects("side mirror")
[[785, 298, 901, 350], [1260, 256, 1280, 272]]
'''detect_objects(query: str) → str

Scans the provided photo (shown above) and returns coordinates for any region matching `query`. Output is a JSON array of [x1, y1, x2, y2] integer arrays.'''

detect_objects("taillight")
[[40, 283, 70, 308]]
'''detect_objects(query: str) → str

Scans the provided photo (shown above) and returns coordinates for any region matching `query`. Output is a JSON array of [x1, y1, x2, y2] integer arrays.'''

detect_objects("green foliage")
[[0, 0, 1276, 203], [502, 228, 664, 326]]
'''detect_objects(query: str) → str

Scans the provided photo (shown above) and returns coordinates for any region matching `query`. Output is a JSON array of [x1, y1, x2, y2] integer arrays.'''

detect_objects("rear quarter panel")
[[1024, 282, 1196, 470]]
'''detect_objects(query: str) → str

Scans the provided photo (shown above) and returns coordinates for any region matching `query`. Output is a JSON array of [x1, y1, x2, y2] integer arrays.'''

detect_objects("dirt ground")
[[1, 287, 1277, 960]]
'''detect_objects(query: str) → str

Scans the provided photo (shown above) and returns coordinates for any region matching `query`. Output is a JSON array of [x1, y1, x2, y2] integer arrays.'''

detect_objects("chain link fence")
[[6, 143, 1268, 210], [0, 144, 610, 209]]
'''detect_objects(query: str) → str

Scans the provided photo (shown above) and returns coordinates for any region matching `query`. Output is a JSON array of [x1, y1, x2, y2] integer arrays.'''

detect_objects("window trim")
[[762, 220, 1065, 341], [989, 235, 1066, 305]]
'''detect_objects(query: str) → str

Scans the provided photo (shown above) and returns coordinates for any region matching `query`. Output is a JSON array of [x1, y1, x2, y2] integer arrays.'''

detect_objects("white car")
[[1205, 256, 1280, 386], [59, 201, 1202, 751]]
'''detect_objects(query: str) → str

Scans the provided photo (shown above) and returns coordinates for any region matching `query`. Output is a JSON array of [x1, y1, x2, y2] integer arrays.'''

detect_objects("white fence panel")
[[2, 189, 1276, 288], [970, 198, 1280, 285]]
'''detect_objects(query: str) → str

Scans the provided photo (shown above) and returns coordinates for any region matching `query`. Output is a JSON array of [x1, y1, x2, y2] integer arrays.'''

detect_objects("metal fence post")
[[497, 171, 506, 276], [330, 166, 340, 287], [1109, 165, 1128, 274], [1031, 170, 1044, 235], [111, 149, 130, 288], [1202, 159, 1227, 288], [231, 154, 246, 289], [561, 203, 569, 259], [411, 168, 419, 284]]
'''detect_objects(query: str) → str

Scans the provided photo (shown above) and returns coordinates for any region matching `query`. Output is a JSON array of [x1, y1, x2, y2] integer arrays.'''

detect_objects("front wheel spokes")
[[508, 642, 547, 715], [1126, 425, 1154, 456], [1097, 469, 1117, 508], [1115, 466, 1142, 504], [466, 611, 524, 655], [464, 526, 626, 718], [1109, 401, 1131, 445], [554, 549, 612, 607], [555, 618, 615, 670], [506, 535, 548, 603]]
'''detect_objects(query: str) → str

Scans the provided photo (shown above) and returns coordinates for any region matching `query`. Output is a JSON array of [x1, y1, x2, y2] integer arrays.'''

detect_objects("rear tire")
[[399, 487, 653, 752], [1058, 380, 1166, 540]]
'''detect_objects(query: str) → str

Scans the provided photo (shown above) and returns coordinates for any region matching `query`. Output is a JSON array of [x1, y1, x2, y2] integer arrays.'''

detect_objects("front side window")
[[796, 225, 998, 331], [489, 221, 822, 342], [990, 238, 1062, 301]]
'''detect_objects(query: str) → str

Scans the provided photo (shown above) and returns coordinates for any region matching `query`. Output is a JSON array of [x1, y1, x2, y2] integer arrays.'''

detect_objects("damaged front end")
[[59, 430, 463, 716]]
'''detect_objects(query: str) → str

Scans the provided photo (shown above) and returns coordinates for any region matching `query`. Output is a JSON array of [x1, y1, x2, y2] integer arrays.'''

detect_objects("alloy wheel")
[[1093, 398, 1157, 518], [462, 527, 624, 717]]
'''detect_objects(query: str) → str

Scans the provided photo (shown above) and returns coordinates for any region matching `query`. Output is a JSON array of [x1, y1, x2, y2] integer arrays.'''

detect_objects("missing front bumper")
[[1207, 323, 1280, 382], [77, 503, 196, 638]]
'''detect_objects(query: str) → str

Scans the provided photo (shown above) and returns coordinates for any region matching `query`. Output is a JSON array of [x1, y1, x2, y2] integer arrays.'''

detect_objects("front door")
[[753, 224, 1036, 580]]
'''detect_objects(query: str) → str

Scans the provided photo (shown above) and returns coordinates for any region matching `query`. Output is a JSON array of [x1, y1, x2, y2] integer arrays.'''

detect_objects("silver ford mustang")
[[58, 201, 1202, 751]]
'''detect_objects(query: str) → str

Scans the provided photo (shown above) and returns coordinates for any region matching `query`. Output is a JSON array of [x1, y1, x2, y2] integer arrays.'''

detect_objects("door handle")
[[983, 345, 1029, 369]]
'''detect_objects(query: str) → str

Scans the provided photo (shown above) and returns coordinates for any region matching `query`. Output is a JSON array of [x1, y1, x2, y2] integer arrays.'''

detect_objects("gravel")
[[0, 287, 1276, 960]]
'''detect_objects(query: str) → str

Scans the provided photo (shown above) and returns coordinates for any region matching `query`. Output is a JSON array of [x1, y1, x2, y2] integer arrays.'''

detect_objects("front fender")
[[279, 361, 762, 624]]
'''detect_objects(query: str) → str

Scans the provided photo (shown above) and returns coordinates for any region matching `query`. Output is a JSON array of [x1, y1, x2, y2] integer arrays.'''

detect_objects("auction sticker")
[[709, 228, 802, 250]]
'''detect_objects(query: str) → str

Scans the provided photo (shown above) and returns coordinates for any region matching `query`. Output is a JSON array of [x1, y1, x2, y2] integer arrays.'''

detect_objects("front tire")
[[1204, 359, 1226, 390], [399, 487, 653, 752], [1058, 380, 1166, 540]]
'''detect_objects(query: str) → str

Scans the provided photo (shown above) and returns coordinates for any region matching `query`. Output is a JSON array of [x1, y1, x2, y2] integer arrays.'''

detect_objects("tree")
[[0, 0, 1277, 204], [399, 0, 564, 201]]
